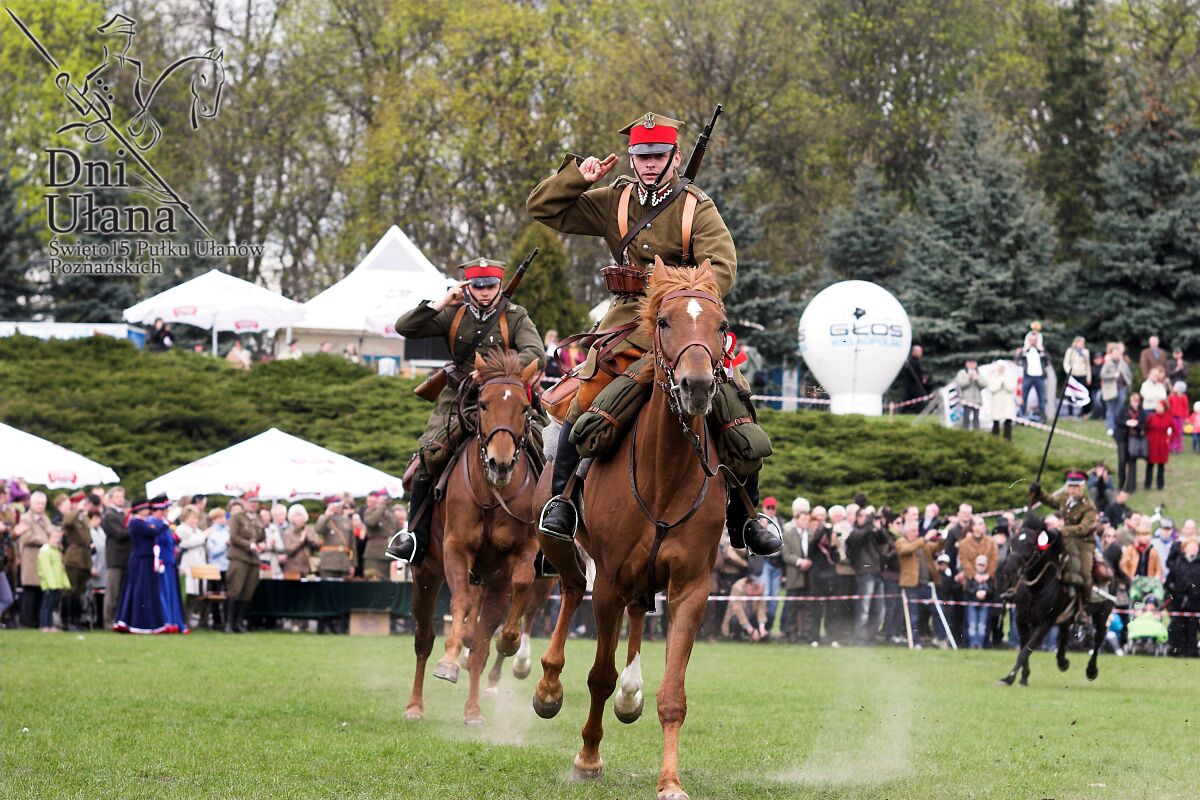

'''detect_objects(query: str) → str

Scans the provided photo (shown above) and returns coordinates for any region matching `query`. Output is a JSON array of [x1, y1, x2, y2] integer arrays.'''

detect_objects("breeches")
[[225, 560, 261, 602]]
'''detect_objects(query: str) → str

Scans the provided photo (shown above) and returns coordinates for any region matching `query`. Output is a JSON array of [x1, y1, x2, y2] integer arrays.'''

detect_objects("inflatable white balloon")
[[798, 281, 912, 416]]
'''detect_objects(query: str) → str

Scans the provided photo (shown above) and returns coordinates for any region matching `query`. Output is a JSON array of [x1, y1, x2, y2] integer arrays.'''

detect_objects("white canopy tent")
[[145, 428, 404, 501], [0, 423, 120, 488], [122, 269, 304, 354], [290, 225, 454, 360]]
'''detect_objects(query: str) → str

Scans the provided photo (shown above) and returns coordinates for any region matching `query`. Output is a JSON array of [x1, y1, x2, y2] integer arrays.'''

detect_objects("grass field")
[[1, 629, 1195, 800]]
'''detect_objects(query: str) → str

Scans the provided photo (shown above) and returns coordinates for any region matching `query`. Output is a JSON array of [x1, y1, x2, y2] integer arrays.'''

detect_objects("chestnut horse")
[[487, 577, 557, 693], [405, 351, 542, 725], [534, 258, 732, 800]]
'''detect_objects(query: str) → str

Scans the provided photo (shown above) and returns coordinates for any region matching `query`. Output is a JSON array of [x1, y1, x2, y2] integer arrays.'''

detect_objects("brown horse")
[[534, 258, 731, 800], [405, 351, 542, 725], [486, 577, 556, 692]]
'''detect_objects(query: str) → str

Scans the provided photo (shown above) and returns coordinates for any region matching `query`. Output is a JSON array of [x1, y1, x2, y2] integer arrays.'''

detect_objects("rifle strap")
[[499, 309, 510, 349], [681, 192, 697, 263], [447, 306, 468, 353], [615, 177, 691, 264]]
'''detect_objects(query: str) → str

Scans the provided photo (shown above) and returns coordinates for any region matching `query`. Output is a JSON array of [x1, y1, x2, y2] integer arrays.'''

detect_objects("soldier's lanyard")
[[616, 177, 691, 265]]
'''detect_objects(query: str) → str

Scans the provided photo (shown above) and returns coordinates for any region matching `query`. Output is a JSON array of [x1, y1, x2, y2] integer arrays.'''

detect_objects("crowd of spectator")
[[0, 480, 408, 634], [699, 490, 1199, 659]]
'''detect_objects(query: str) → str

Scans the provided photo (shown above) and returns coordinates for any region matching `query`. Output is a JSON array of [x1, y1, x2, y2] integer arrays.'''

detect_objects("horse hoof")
[[1086, 666, 1098, 682], [614, 696, 643, 724], [532, 692, 563, 719], [464, 713, 485, 727], [512, 661, 532, 680], [496, 636, 520, 658], [569, 759, 603, 783], [1057, 658, 1070, 672], [403, 707, 424, 721], [996, 678, 1012, 687], [1018, 680, 1029, 688], [485, 685, 499, 697], [433, 661, 460, 684], [458, 648, 471, 669]]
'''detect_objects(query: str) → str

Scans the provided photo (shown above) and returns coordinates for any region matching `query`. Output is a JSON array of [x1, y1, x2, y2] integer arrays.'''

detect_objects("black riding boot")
[[726, 471, 782, 556], [386, 476, 433, 565], [223, 599, 239, 634], [539, 421, 581, 540], [534, 550, 559, 578], [236, 600, 251, 633]]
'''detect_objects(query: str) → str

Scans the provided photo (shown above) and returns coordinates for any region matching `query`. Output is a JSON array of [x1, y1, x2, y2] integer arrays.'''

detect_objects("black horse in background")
[[997, 514, 1114, 687]]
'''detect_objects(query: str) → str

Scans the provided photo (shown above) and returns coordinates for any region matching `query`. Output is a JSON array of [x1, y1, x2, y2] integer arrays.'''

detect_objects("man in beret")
[[386, 259, 544, 566], [225, 490, 265, 633], [1029, 470, 1102, 609], [527, 111, 779, 557]]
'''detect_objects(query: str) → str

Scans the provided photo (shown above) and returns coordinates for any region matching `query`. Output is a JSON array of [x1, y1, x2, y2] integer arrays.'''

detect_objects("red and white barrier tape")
[[549, 592, 1200, 617], [1012, 416, 1116, 448]]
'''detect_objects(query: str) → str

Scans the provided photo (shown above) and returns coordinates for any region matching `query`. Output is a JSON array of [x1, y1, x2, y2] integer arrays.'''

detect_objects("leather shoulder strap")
[[499, 309, 511, 349], [681, 192, 698, 263], [448, 305, 469, 354], [617, 178, 690, 264], [617, 183, 633, 239]]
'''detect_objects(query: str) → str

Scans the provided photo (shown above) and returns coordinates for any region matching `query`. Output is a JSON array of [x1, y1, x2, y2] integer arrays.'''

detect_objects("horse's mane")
[[636, 265, 724, 344], [477, 349, 524, 384]]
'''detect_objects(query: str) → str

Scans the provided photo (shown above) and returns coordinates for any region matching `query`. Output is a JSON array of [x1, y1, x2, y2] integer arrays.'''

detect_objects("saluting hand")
[[432, 281, 469, 311], [579, 154, 618, 183]]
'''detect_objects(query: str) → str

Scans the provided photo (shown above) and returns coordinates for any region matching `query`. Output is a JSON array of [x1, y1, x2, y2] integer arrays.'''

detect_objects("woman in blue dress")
[[150, 496, 189, 634], [114, 498, 167, 633]]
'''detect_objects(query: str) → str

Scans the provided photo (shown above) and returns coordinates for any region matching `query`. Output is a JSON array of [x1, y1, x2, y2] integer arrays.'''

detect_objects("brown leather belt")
[[319, 546, 350, 553]]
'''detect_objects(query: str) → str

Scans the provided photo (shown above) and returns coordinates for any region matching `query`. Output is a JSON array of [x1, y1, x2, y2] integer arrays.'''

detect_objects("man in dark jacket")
[[900, 345, 931, 412], [846, 508, 891, 645], [101, 487, 129, 630], [1166, 538, 1200, 657], [803, 510, 839, 646]]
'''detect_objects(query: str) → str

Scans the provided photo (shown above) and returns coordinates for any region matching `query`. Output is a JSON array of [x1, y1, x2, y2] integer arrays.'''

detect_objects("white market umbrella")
[[123, 269, 304, 353], [145, 428, 404, 501], [0, 423, 120, 488]]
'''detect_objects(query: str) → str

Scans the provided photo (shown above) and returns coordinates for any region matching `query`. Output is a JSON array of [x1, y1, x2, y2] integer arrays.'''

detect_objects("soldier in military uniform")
[[527, 111, 781, 556], [60, 492, 94, 631], [314, 496, 356, 633], [385, 258, 545, 566], [360, 489, 392, 580], [225, 490, 265, 633], [1029, 470, 1103, 607]]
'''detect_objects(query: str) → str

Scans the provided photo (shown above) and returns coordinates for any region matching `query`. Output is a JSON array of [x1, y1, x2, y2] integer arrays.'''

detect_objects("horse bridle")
[[653, 288, 726, 417], [475, 376, 532, 470]]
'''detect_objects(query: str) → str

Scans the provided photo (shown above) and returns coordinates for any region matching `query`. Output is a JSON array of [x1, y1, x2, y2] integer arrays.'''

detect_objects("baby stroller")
[[1127, 578, 1169, 656]]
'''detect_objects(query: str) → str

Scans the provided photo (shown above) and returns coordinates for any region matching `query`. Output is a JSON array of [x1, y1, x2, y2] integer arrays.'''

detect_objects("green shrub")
[[0, 336, 1061, 511]]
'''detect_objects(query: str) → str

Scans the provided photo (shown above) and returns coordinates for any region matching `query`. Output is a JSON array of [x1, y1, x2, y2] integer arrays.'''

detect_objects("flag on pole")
[[1064, 375, 1090, 408]]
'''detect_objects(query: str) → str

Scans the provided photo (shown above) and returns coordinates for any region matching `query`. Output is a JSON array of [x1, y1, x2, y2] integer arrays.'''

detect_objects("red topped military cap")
[[619, 112, 685, 155], [459, 257, 505, 288], [1064, 470, 1087, 485]]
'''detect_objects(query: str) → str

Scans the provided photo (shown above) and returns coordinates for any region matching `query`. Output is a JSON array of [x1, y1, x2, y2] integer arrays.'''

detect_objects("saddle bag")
[[542, 373, 582, 424], [711, 381, 772, 478], [570, 366, 653, 458]]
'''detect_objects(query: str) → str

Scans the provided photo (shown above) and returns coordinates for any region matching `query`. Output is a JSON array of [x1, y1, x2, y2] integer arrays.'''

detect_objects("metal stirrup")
[[538, 496, 579, 541]]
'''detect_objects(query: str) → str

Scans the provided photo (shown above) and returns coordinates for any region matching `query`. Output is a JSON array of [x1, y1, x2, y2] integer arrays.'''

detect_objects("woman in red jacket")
[[1167, 381, 1190, 453], [1145, 399, 1174, 491]]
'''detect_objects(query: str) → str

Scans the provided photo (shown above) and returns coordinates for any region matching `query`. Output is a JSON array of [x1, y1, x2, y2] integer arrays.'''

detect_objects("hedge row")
[[0, 336, 1063, 512]]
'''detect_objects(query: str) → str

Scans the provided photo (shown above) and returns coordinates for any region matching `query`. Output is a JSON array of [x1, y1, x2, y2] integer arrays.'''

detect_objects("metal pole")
[[1034, 371, 1069, 486], [901, 588, 914, 649], [928, 581, 958, 651], [211, 327, 217, 356]]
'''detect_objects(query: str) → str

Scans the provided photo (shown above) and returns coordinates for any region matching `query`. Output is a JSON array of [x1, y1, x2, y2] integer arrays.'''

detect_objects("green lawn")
[[1009, 416, 1200, 523], [1, 630, 1194, 799]]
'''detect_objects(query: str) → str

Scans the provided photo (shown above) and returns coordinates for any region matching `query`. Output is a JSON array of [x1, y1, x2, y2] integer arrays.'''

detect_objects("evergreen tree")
[[706, 159, 803, 366], [505, 224, 588, 339], [0, 161, 39, 320], [901, 100, 1059, 379], [824, 165, 903, 290], [1079, 93, 1200, 350], [1037, 0, 1109, 257]]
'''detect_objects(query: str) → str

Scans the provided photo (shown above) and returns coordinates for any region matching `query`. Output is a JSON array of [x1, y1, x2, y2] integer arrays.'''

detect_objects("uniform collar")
[[636, 177, 676, 207]]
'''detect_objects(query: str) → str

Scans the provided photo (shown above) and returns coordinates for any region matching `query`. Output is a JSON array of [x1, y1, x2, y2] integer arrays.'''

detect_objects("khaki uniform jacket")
[[62, 509, 92, 570], [314, 513, 356, 574], [1034, 489, 1097, 540], [362, 504, 391, 563], [897, 537, 943, 589], [17, 512, 54, 587], [526, 155, 736, 362], [228, 511, 265, 566]]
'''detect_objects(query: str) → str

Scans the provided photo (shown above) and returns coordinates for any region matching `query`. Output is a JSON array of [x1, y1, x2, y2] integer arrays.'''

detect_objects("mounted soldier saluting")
[[385, 258, 546, 566], [527, 108, 781, 557]]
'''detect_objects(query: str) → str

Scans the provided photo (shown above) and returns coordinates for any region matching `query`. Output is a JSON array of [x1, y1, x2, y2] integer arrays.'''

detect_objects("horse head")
[[1001, 514, 1061, 592], [473, 350, 538, 487], [641, 256, 727, 417], [189, 49, 225, 126]]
